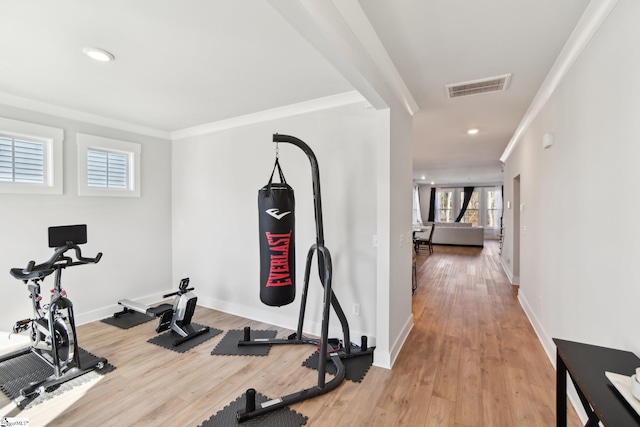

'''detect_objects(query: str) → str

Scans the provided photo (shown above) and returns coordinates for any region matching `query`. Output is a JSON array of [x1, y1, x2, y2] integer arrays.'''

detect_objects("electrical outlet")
[[352, 303, 360, 316]]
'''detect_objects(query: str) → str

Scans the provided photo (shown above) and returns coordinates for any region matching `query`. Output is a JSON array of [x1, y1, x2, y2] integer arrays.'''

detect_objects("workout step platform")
[[199, 391, 307, 427], [0, 347, 115, 409]]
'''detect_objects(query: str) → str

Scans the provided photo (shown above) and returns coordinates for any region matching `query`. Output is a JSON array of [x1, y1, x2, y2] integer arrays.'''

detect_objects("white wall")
[[502, 0, 639, 357], [172, 102, 384, 347], [0, 104, 172, 330], [382, 107, 413, 367]]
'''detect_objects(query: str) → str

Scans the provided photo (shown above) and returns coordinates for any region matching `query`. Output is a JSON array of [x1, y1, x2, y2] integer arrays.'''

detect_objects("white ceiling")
[[0, 0, 592, 185], [359, 0, 591, 184], [0, 1, 353, 133]]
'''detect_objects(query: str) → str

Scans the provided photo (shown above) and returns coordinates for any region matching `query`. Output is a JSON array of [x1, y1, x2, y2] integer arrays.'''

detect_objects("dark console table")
[[554, 338, 640, 426]]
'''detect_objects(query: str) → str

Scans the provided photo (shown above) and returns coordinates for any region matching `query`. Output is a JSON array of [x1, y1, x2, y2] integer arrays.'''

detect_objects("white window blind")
[[0, 117, 63, 195], [77, 133, 140, 197], [0, 136, 45, 184], [87, 149, 128, 189]]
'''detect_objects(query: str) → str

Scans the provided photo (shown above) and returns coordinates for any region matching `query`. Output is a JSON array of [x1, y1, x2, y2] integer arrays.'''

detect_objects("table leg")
[[557, 349, 567, 427]]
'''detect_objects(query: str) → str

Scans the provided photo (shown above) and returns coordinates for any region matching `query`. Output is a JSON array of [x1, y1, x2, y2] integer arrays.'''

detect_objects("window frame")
[[485, 189, 501, 228], [437, 188, 455, 222], [435, 186, 502, 229], [77, 133, 141, 197], [459, 190, 480, 226], [0, 117, 63, 195]]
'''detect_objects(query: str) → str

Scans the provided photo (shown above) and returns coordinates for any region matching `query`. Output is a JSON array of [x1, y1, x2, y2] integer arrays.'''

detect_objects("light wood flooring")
[[0, 240, 582, 426]]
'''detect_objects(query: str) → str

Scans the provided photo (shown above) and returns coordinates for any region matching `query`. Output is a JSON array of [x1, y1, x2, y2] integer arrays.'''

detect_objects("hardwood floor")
[[0, 240, 582, 426]]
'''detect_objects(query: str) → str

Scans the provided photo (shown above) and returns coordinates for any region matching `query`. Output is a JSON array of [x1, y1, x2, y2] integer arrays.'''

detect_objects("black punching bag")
[[258, 158, 295, 306]]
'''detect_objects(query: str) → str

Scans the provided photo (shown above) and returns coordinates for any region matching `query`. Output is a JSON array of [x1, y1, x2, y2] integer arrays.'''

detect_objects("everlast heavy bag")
[[258, 158, 295, 306]]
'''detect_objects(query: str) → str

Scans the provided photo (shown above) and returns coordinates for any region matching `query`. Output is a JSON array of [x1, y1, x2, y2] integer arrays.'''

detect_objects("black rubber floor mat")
[[0, 348, 115, 409], [101, 311, 154, 329], [199, 391, 307, 426], [302, 350, 374, 383], [211, 329, 277, 356], [147, 323, 222, 353]]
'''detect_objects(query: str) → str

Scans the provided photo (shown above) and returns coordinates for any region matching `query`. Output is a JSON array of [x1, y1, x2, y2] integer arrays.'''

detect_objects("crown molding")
[[170, 90, 365, 141], [500, 0, 620, 163], [0, 91, 170, 140]]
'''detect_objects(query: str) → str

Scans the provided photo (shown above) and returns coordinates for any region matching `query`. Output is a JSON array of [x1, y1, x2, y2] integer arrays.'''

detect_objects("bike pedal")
[[13, 319, 31, 333]]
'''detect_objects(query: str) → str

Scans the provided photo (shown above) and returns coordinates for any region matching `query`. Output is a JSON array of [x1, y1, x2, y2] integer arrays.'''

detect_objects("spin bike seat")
[[10, 267, 54, 281]]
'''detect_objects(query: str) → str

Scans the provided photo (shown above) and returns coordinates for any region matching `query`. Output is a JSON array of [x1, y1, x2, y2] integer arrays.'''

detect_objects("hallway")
[[386, 240, 583, 426]]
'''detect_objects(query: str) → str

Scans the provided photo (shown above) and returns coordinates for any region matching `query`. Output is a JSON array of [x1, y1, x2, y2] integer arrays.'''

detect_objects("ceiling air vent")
[[445, 74, 511, 99]]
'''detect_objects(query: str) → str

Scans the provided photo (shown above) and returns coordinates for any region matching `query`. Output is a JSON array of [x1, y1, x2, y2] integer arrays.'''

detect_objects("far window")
[[87, 149, 128, 189], [486, 189, 500, 228], [438, 190, 454, 222], [460, 191, 479, 226], [77, 133, 141, 197]]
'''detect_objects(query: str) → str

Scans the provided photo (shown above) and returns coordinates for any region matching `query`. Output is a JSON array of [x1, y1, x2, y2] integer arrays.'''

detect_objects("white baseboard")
[[76, 292, 387, 377], [196, 296, 375, 350], [500, 257, 515, 284], [517, 292, 588, 425], [518, 293, 554, 359], [75, 291, 376, 350], [375, 313, 413, 370]]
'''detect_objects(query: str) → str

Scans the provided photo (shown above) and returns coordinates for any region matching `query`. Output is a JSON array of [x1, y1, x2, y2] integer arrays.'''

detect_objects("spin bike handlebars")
[[10, 242, 102, 282]]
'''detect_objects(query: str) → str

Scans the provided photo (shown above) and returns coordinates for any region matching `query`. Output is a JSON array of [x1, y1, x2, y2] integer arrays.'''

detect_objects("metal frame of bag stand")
[[236, 134, 375, 422]]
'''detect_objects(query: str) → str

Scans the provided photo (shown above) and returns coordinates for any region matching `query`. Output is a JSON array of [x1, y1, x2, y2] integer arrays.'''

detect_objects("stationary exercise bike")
[[114, 278, 210, 346], [2, 224, 107, 397]]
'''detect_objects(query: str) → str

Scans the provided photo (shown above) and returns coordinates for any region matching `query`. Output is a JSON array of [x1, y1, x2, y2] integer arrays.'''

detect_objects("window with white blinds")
[[0, 117, 63, 195], [0, 136, 45, 183], [77, 133, 141, 197], [87, 149, 128, 189]]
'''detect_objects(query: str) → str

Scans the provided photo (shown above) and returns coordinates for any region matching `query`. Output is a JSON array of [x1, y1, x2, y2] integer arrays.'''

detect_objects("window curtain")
[[427, 187, 436, 222], [412, 185, 423, 225], [434, 189, 442, 222], [455, 186, 475, 222]]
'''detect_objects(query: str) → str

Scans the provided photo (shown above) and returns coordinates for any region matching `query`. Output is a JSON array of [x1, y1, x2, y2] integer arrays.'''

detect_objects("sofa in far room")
[[414, 222, 484, 248]]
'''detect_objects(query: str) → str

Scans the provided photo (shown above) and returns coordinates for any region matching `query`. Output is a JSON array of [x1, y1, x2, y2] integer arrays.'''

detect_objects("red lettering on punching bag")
[[265, 231, 293, 287]]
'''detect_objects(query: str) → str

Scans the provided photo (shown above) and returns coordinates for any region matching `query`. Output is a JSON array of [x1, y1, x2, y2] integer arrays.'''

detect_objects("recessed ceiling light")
[[430, 181, 435, 185], [467, 128, 479, 135], [82, 47, 114, 62], [421, 175, 426, 180]]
